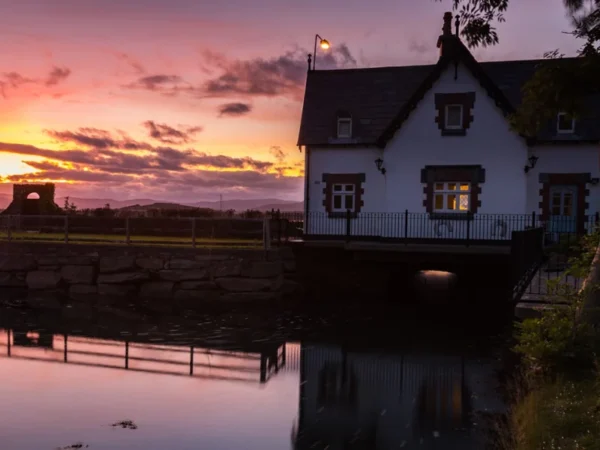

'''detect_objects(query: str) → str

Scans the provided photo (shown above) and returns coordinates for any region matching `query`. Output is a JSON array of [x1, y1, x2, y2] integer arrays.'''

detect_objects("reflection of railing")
[[0, 330, 286, 384]]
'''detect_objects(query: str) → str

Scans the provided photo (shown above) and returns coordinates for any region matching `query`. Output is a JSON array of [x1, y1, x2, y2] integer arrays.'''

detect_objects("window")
[[331, 183, 355, 212], [323, 173, 364, 216], [337, 118, 352, 138], [557, 112, 575, 133], [444, 105, 463, 129], [433, 182, 470, 213]]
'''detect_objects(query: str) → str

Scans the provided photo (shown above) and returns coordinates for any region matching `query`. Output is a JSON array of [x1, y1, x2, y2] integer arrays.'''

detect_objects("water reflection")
[[1, 330, 287, 384], [294, 344, 497, 450], [0, 321, 502, 449]]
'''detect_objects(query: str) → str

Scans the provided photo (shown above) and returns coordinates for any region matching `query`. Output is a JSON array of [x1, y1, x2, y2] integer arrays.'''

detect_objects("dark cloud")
[[46, 127, 117, 149], [142, 120, 203, 144], [202, 45, 357, 99], [218, 102, 252, 117], [408, 40, 430, 55], [0, 66, 72, 98], [115, 52, 146, 75], [45, 66, 71, 86], [0, 137, 274, 174], [123, 74, 190, 95], [269, 145, 286, 163], [122, 45, 357, 101]]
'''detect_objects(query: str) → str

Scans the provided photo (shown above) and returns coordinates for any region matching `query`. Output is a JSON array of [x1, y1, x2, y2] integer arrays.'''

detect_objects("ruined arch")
[[1, 183, 62, 215]]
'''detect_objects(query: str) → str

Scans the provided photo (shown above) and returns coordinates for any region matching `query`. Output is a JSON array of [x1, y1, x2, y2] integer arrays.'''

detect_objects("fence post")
[[125, 217, 130, 245], [466, 211, 471, 247], [263, 216, 271, 251], [277, 209, 282, 246], [64, 215, 69, 244], [531, 211, 536, 228], [404, 209, 409, 244], [345, 209, 352, 242], [191, 218, 196, 248], [7, 215, 11, 242]]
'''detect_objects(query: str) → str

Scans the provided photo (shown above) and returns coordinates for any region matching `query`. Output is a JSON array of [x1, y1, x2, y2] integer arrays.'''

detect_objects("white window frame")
[[557, 112, 575, 134], [331, 183, 356, 213], [444, 104, 463, 130], [337, 118, 352, 138], [433, 182, 471, 213]]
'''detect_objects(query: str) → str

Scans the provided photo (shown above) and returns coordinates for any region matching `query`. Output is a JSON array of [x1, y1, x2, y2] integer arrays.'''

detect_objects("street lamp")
[[312, 34, 330, 71]]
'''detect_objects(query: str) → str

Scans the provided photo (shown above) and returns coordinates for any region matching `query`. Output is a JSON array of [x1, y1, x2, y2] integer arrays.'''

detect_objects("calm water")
[[0, 297, 509, 450]]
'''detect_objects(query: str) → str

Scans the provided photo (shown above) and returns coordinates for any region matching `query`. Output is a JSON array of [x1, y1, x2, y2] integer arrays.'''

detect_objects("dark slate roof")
[[297, 57, 600, 146]]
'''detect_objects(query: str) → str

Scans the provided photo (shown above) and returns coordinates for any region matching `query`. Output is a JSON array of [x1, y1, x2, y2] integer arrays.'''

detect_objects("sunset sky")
[[0, 0, 585, 202]]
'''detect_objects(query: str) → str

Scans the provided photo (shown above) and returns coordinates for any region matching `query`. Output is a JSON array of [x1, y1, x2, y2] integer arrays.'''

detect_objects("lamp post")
[[312, 34, 330, 71]]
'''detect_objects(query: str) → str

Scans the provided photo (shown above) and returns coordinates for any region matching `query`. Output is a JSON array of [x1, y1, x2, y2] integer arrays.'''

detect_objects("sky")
[[0, 0, 585, 203]]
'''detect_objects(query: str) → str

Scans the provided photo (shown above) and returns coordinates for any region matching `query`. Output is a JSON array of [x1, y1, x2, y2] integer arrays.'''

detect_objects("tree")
[[63, 196, 78, 215], [440, 0, 599, 135]]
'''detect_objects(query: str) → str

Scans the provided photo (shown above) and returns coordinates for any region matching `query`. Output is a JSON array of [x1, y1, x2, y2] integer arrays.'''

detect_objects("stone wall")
[[0, 243, 297, 307]]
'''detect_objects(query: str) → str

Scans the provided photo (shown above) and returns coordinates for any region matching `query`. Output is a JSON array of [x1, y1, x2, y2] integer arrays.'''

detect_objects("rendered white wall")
[[383, 63, 528, 215], [525, 145, 600, 224]]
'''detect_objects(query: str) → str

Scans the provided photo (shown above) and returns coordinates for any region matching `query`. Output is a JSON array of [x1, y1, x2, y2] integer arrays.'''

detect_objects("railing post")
[[531, 211, 536, 228], [404, 209, 409, 244], [345, 209, 351, 242], [64, 215, 69, 244], [7, 215, 11, 241], [466, 211, 471, 246], [191, 218, 196, 248], [125, 217, 130, 245]]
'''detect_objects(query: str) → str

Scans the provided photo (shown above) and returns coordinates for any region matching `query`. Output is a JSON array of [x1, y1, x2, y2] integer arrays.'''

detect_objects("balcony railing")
[[269, 211, 599, 245]]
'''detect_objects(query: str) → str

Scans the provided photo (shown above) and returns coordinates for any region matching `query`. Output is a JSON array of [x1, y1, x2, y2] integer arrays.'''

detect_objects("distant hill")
[[0, 194, 304, 212]]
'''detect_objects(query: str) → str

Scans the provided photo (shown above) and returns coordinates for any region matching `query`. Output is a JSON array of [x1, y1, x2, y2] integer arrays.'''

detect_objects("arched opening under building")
[[26, 192, 40, 200], [414, 270, 459, 304]]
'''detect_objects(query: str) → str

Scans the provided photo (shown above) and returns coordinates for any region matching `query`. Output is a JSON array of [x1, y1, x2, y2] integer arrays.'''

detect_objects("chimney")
[[441, 11, 452, 36], [437, 11, 460, 59]]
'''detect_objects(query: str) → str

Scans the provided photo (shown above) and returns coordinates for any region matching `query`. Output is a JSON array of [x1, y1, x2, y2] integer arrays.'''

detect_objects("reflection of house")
[[294, 344, 497, 450]]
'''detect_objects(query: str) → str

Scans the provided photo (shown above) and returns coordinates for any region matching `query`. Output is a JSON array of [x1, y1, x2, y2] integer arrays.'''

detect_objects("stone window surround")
[[322, 173, 365, 218], [434, 92, 476, 136], [421, 165, 485, 219], [538, 172, 590, 234]]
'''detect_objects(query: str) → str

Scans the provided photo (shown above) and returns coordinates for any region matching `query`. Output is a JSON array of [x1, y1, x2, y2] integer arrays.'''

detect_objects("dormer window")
[[434, 93, 475, 136], [337, 117, 352, 138], [557, 112, 575, 134], [445, 105, 463, 129]]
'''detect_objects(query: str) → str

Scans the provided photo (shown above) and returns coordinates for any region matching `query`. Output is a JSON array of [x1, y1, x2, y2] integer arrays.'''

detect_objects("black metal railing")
[[270, 211, 598, 245]]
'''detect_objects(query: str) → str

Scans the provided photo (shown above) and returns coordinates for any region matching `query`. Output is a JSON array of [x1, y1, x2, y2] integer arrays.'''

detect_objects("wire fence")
[[0, 214, 301, 248]]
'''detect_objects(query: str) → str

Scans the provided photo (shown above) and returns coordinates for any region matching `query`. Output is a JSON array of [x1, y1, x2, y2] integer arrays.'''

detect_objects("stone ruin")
[[1, 183, 62, 215]]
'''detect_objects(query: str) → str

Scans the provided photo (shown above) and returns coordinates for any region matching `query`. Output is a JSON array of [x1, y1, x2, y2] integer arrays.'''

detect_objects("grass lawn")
[[0, 231, 263, 248]]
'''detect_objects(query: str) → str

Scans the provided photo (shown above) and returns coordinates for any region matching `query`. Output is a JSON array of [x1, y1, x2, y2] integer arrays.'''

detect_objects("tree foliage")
[[439, 0, 600, 135]]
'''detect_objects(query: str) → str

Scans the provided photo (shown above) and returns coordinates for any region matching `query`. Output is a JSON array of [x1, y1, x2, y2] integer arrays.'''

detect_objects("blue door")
[[549, 185, 578, 234]]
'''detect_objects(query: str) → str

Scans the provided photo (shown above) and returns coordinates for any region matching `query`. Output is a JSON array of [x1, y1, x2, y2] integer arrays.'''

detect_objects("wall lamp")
[[524, 155, 539, 173], [375, 157, 386, 175]]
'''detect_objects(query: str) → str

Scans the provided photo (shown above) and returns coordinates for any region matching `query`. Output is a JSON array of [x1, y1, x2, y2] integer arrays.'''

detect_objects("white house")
[[297, 12, 600, 242]]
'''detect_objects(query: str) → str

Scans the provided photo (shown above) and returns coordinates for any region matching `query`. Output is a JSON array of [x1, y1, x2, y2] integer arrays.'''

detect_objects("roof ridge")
[[309, 64, 436, 74]]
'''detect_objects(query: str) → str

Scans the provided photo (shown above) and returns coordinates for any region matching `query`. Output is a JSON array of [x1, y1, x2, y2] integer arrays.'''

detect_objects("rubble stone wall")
[[0, 243, 297, 308]]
